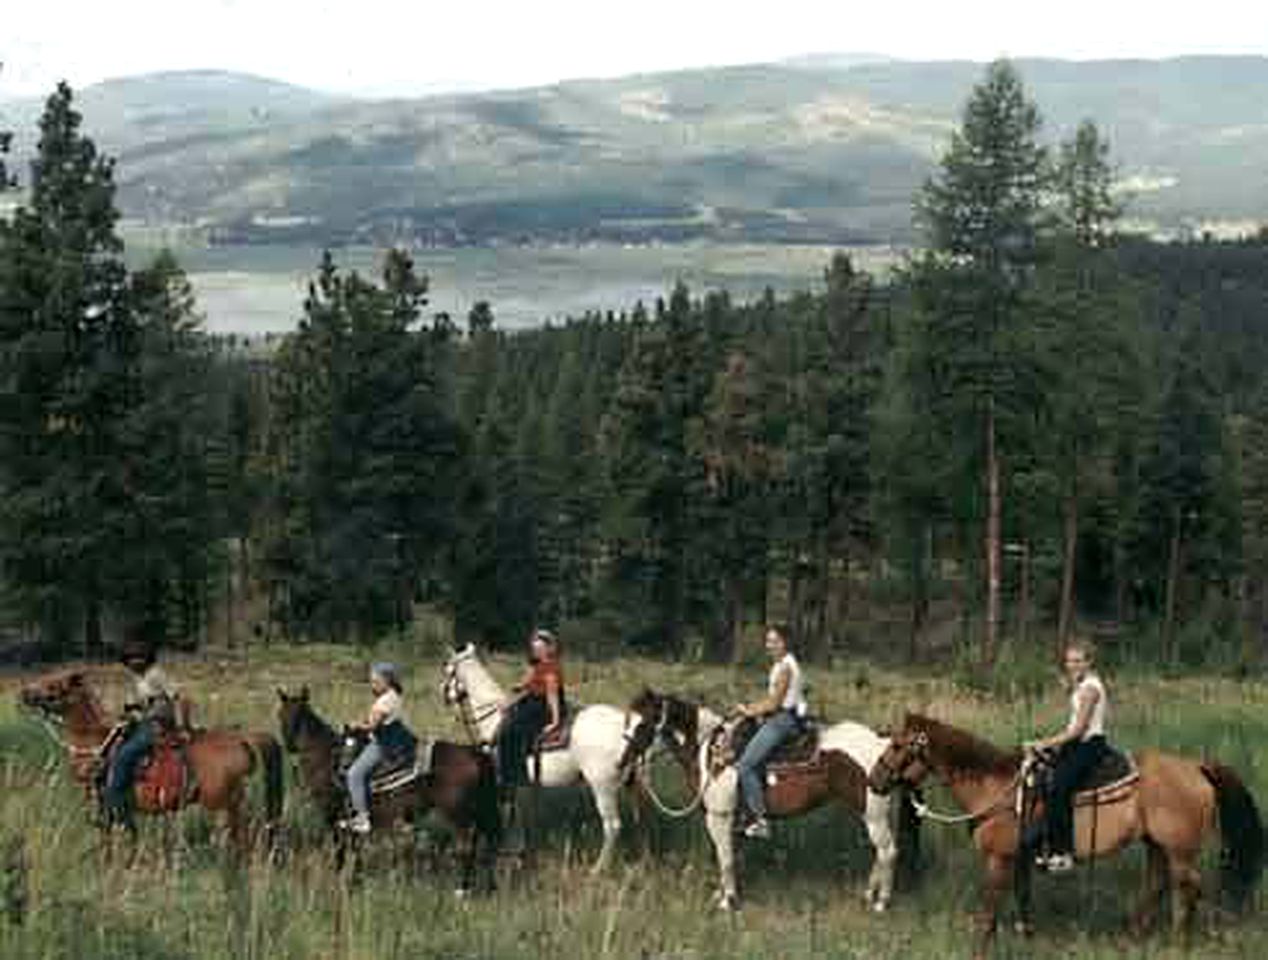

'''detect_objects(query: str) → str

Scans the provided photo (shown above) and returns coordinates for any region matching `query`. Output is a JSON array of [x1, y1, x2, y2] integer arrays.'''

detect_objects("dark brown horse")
[[869, 713, 1264, 958], [18, 668, 283, 854], [276, 687, 500, 894]]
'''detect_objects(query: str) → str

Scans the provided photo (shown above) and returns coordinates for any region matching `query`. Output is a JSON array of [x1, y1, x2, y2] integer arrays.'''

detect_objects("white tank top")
[[1070, 673, 1107, 740], [770, 653, 807, 718], [369, 688, 403, 727]]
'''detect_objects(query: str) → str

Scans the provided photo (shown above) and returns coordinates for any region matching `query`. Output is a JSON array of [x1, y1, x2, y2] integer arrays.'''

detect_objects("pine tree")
[[0, 83, 137, 653], [907, 60, 1050, 669]]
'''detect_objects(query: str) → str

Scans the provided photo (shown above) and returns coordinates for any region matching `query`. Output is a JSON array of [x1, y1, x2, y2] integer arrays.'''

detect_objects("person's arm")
[[501, 666, 535, 711], [1032, 685, 1099, 750], [543, 672, 562, 729], [737, 666, 790, 718]]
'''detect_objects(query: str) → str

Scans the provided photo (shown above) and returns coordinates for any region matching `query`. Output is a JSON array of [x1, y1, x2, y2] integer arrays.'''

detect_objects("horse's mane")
[[906, 713, 1020, 775], [291, 696, 336, 743]]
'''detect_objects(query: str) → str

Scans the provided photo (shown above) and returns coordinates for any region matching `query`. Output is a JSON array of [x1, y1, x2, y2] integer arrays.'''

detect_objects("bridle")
[[441, 656, 499, 746], [873, 729, 1023, 826]]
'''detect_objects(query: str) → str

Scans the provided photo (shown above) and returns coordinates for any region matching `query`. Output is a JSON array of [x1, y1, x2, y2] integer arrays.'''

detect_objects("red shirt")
[[525, 657, 563, 699]]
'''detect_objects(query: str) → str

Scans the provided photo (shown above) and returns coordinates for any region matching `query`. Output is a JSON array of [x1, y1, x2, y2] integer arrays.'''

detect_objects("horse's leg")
[[1166, 851, 1202, 945], [588, 777, 623, 876], [972, 854, 1011, 960], [453, 824, 477, 897], [1131, 839, 1168, 935], [861, 791, 897, 912], [705, 809, 738, 910]]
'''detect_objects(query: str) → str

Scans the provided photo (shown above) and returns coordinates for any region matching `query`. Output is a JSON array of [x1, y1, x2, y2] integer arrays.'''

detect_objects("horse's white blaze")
[[443, 645, 627, 874]]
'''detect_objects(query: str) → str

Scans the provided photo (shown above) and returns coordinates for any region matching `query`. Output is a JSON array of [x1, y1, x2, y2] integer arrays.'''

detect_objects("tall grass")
[[2, 644, 1266, 958]]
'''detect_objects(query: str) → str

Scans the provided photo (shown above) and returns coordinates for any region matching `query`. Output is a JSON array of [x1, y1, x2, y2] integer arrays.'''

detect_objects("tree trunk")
[[984, 400, 1001, 670], [1163, 506, 1182, 664], [1057, 492, 1079, 655]]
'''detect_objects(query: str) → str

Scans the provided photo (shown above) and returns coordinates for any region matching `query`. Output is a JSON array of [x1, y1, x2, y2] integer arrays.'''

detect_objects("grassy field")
[[2, 641, 1267, 959]]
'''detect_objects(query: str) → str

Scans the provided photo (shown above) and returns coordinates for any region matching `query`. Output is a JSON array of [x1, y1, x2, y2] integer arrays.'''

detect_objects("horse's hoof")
[[454, 887, 471, 901], [716, 892, 739, 912], [1012, 921, 1034, 938], [871, 899, 889, 914]]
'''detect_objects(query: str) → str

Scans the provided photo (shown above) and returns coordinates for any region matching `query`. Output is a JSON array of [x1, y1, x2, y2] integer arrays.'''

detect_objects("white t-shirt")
[[1070, 673, 1107, 740], [769, 653, 808, 718], [369, 688, 403, 727], [135, 665, 173, 703]]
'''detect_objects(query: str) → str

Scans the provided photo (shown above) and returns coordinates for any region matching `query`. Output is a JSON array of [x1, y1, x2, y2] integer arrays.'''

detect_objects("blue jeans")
[[738, 711, 800, 820], [347, 741, 385, 816], [1046, 736, 1109, 854], [105, 723, 155, 814]]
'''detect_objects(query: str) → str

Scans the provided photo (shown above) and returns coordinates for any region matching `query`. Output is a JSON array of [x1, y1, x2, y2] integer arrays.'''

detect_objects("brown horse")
[[276, 687, 500, 894], [868, 712, 1264, 958], [619, 688, 920, 911], [18, 668, 284, 854]]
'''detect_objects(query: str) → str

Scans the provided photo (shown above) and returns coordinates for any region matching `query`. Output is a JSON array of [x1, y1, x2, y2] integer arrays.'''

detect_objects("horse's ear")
[[67, 672, 84, 687], [276, 687, 288, 702], [299, 685, 309, 701]]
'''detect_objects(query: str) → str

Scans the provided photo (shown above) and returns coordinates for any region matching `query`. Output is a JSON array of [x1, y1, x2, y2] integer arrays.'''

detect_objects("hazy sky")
[[3, 1, 1265, 98]]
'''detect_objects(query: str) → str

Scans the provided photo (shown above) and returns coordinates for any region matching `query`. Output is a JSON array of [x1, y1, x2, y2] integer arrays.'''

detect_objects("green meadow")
[[3, 640, 1267, 959]]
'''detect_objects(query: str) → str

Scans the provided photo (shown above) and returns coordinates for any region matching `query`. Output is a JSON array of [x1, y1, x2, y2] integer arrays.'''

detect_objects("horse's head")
[[275, 686, 314, 753], [618, 686, 664, 774], [440, 643, 476, 707], [18, 669, 97, 723], [868, 715, 931, 795]]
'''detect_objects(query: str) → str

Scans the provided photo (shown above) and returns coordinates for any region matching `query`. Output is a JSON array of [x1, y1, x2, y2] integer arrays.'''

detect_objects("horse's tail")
[[895, 784, 924, 887], [246, 733, 285, 825], [1201, 761, 1264, 911]]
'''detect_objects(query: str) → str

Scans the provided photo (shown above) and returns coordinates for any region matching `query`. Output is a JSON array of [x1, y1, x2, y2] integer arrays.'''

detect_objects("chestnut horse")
[[868, 713, 1264, 958], [618, 688, 920, 911], [18, 668, 283, 854], [276, 687, 500, 894]]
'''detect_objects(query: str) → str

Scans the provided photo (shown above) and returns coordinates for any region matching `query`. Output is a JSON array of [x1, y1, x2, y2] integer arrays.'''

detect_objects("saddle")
[[533, 703, 578, 754], [728, 716, 820, 765], [1025, 744, 1138, 810], [368, 739, 435, 796], [97, 728, 194, 812], [1073, 745, 1138, 806], [136, 737, 195, 811]]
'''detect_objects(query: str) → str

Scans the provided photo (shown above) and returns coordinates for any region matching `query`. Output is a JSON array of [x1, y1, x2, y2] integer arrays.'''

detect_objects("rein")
[[909, 770, 1022, 826]]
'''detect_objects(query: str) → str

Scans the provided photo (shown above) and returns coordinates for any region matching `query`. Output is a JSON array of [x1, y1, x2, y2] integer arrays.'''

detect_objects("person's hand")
[[734, 704, 749, 718]]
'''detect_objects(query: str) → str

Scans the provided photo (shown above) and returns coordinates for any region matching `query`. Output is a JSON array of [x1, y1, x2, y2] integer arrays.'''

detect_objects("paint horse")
[[18, 668, 283, 854], [441, 643, 632, 874], [868, 713, 1264, 959], [276, 687, 500, 893], [618, 688, 919, 911]]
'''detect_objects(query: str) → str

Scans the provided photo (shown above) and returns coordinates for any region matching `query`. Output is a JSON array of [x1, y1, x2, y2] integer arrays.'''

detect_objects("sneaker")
[[340, 813, 372, 834], [743, 817, 771, 840], [1045, 852, 1074, 873]]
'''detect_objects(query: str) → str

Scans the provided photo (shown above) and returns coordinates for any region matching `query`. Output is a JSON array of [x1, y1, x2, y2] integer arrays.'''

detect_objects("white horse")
[[440, 643, 629, 874], [619, 688, 913, 912]]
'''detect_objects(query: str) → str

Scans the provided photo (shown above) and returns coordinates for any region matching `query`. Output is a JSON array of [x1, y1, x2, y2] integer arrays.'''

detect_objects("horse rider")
[[495, 628, 565, 807], [103, 629, 180, 828], [1023, 638, 1110, 872], [734, 623, 808, 839], [342, 662, 417, 834]]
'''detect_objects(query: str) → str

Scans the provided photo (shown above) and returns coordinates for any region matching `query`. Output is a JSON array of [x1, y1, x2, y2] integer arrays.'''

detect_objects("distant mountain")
[[3, 58, 1266, 245]]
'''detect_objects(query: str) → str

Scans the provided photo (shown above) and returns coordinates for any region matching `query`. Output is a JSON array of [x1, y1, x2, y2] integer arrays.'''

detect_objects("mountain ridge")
[[3, 57, 1266, 244]]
